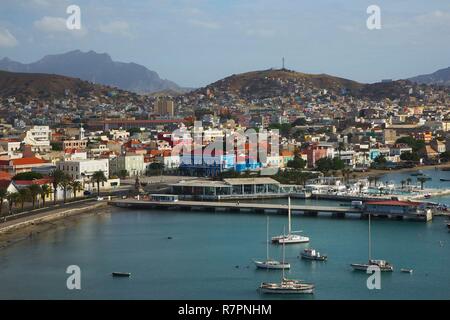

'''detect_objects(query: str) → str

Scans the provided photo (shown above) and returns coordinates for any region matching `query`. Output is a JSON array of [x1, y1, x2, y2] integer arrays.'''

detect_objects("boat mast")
[[368, 213, 372, 261], [288, 196, 291, 235], [282, 229, 286, 280], [266, 216, 269, 260]]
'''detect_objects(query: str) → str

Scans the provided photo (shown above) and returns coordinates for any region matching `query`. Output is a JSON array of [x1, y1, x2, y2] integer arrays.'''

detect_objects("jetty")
[[109, 199, 432, 221]]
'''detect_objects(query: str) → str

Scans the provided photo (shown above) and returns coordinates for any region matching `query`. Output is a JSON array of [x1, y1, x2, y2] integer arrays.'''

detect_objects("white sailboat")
[[271, 197, 310, 244], [259, 237, 314, 294], [254, 217, 291, 270], [351, 213, 393, 272]]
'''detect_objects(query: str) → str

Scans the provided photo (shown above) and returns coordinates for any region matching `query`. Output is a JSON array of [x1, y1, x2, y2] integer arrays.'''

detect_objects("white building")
[[0, 139, 21, 156], [23, 126, 52, 152], [57, 159, 109, 180], [109, 154, 145, 177]]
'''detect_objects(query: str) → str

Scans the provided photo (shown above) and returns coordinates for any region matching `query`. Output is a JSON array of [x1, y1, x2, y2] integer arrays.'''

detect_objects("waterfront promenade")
[[109, 199, 431, 221]]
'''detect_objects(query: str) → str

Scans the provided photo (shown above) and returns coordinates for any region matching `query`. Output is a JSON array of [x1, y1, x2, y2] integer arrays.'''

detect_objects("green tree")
[[70, 180, 83, 199], [18, 188, 31, 211], [58, 175, 73, 203], [92, 171, 107, 196], [13, 172, 44, 180], [6, 192, 19, 215], [417, 177, 428, 190], [118, 170, 129, 179], [0, 188, 7, 217], [40, 184, 52, 207], [395, 137, 425, 153], [49, 169, 66, 204], [28, 184, 42, 209], [400, 152, 420, 162], [287, 156, 306, 169]]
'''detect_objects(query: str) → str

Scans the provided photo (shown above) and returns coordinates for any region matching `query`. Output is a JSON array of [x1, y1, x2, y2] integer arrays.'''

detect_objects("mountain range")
[[408, 66, 450, 86], [0, 50, 186, 94]]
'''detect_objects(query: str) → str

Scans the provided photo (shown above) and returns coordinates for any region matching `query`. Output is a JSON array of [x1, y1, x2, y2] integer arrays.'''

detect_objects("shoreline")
[[353, 163, 450, 179], [0, 201, 109, 249]]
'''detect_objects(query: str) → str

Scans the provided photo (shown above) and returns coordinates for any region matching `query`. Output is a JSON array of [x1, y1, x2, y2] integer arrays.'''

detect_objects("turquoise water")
[[0, 169, 449, 300]]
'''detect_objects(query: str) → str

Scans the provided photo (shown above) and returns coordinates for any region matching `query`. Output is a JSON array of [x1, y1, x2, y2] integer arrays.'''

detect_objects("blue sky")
[[0, 0, 449, 87]]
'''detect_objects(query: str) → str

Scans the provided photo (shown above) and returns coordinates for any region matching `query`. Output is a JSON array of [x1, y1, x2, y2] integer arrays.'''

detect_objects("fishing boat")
[[259, 241, 314, 294], [254, 217, 291, 270], [300, 248, 327, 261], [401, 268, 413, 274], [271, 197, 310, 244], [351, 213, 394, 272], [112, 272, 131, 277]]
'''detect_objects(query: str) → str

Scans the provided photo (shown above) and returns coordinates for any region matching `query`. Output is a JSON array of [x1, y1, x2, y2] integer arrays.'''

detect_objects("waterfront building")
[[170, 177, 297, 200], [57, 159, 109, 180], [364, 200, 432, 221], [110, 154, 145, 177]]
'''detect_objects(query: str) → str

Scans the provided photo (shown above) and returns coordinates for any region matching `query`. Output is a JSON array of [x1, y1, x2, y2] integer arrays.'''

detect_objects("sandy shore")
[[0, 201, 110, 249], [352, 163, 450, 179]]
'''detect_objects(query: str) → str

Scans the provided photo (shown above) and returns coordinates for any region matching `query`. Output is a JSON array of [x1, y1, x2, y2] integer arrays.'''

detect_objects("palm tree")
[[49, 169, 65, 204], [6, 192, 19, 215], [374, 176, 379, 187], [406, 177, 412, 186], [92, 171, 107, 196], [70, 180, 83, 199], [28, 184, 42, 209], [40, 184, 52, 207], [18, 188, 31, 211], [58, 175, 72, 203], [400, 180, 406, 189], [417, 177, 427, 190], [0, 188, 7, 217]]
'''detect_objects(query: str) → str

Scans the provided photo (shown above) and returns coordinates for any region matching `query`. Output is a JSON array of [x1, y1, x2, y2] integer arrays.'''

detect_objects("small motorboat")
[[424, 194, 432, 199], [300, 248, 327, 261], [400, 268, 413, 274], [112, 272, 131, 277], [447, 222, 450, 230], [440, 178, 450, 182]]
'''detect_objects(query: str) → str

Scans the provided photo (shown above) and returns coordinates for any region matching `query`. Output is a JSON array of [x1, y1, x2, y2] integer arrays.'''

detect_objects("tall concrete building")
[[155, 98, 174, 117]]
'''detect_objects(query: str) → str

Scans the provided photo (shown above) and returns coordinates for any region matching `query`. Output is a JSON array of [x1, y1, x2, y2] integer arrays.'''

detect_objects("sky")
[[0, 0, 449, 88]]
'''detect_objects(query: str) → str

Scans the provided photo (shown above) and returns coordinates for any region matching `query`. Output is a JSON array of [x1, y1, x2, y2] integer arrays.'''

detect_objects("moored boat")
[[300, 248, 327, 261], [351, 213, 394, 272], [254, 217, 291, 270], [401, 268, 413, 273], [271, 197, 310, 244], [259, 278, 314, 294], [112, 272, 131, 277]]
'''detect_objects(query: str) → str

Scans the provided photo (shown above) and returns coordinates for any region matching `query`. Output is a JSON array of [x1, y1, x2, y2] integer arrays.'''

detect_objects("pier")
[[109, 199, 432, 221]]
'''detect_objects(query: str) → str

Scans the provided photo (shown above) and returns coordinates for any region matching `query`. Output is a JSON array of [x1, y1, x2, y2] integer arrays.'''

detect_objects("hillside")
[[199, 69, 363, 99], [0, 70, 135, 101], [409, 66, 450, 86], [0, 50, 182, 94]]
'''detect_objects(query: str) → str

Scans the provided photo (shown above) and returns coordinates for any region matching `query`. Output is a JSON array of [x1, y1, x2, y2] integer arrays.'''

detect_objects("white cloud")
[[98, 21, 132, 38], [188, 19, 220, 30], [0, 28, 18, 47], [34, 16, 67, 33], [34, 16, 87, 37]]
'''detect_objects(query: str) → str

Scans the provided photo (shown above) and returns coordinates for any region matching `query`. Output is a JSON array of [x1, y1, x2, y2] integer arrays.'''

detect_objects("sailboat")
[[254, 217, 291, 270], [259, 236, 314, 294], [271, 197, 310, 244], [351, 213, 393, 272]]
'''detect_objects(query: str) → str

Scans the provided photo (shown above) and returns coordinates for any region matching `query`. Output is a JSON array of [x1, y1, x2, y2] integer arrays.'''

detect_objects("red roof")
[[365, 200, 421, 207], [14, 178, 53, 186], [10, 157, 48, 166]]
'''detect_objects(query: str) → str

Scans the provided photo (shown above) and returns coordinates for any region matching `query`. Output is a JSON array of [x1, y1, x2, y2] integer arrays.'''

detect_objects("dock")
[[109, 199, 432, 221]]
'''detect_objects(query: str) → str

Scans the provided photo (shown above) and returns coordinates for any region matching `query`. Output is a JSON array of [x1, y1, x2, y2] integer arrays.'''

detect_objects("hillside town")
[[0, 69, 449, 215]]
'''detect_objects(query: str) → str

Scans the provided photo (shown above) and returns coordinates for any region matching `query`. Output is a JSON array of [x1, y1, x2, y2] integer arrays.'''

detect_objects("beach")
[[0, 201, 109, 249]]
